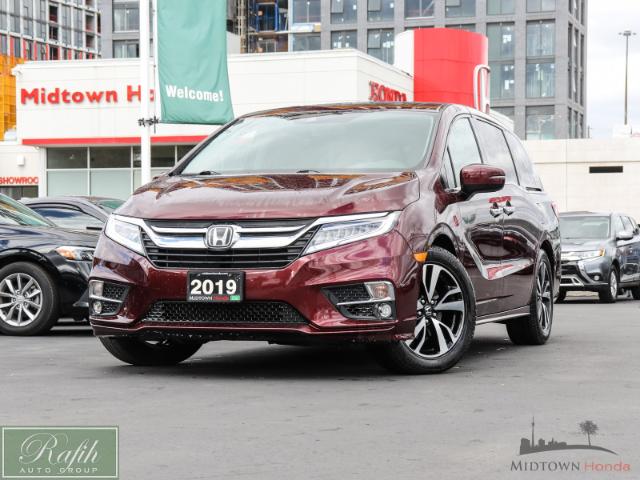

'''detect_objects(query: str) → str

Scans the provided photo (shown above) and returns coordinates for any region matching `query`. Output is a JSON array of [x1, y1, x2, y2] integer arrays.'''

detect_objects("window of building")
[[445, 0, 475, 18], [23, 0, 33, 36], [11, 36, 21, 57], [405, 0, 434, 18], [291, 33, 321, 51], [292, 0, 320, 24], [526, 0, 555, 12], [113, 3, 139, 32], [74, 8, 83, 47], [367, 28, 394, 64], [90, 147, 131, 169], [368, 0, 394, 22], [114, 40, 139, 58], [489, 62, 515, 99], [527, 21, 555, 57], [487, 0, 514, 15], [569, 0, 578, 17], [331, 0, 357, 24], [0, 35, 7, 55], [488, 23, 514, 60], [526, 61, 555, 98], [492, 106, 514, 122], [10, 0, 20, 33], [331, 30, 357, 49], [24, 40, 33, 59], [446, 24, 475, 32], [36, 0, 46, 38], [474, 120, 517, 183], [526, 106, 555, 140]]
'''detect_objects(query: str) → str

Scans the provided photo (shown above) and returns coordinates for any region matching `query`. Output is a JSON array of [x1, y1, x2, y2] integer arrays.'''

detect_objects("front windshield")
[[0, 195, 54, 227], [560, 216, 610, 240], [180, 110, 437, 175], [92, 199, 125, 213]]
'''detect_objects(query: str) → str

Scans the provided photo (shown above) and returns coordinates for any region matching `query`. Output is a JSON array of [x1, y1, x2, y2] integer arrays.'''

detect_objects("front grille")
[[325, 284, 370, 303], [343, 304, 377, 319], [561, 263, 579, 276], [100, 301, 122, 316], [142, 226, 319, 269], [142, 301, 307, 324]]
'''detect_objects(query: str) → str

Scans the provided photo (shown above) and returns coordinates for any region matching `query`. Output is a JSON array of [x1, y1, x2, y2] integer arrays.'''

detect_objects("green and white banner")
[[157, 0, 234, 124]]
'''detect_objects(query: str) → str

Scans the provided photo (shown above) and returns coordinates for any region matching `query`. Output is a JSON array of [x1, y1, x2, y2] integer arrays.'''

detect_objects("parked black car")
[[22, 196, 124, 231], [0, 194, 97, 335], [559, 211, 640, 303]]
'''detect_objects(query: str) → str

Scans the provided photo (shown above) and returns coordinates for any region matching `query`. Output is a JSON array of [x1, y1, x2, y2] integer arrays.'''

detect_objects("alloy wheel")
[[405, 263, 466, 358], [0, 273, 43, 328], [536, 262, 552, 335]]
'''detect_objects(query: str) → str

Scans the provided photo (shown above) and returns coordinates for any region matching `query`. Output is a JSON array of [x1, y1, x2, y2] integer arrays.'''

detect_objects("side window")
[[32, 207, 104, 230], [504, 131, 544, 190], [629, 217, 640, 234], [474, 120, 518, 184], [622, 216, 636, 234], [446, 118, 483, 187], [612, 216, 625, 236]]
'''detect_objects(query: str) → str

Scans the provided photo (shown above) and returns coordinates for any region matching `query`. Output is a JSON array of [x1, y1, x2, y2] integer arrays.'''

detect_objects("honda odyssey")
[[89, 103, 560, 374]]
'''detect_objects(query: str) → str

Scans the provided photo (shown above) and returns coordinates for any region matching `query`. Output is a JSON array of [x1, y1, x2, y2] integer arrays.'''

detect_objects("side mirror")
[[460, 164, 506, 196], [617, 230, 634, 241]]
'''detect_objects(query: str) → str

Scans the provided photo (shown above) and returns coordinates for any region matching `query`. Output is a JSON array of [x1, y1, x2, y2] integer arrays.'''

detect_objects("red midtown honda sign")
[[20, 86, 155, 105], [368, 81, 407, 102]]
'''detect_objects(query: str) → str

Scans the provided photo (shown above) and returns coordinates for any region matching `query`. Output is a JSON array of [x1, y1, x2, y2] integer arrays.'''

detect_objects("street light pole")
[[619, 30, 636, 126], [139, 0, 152, 185]]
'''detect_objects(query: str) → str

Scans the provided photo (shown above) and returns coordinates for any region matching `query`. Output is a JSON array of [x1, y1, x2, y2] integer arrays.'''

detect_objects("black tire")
[[370, 247, 476, 374], [598, 267, 618, 303], [0, 262, 59, 336], [506, 251, 553, 345], [556, 290, 566, 303], [99, 336, 202, 366], [630, 286, 640, 300]]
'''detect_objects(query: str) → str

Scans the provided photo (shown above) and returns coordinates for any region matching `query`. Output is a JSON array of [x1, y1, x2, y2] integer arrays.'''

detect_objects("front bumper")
[[560, 257, 610, 291], [89, 231, 420, 342]]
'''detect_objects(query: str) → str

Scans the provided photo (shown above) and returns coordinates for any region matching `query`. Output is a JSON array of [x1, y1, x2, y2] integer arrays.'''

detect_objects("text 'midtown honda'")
[[89, 103, 560, 373]]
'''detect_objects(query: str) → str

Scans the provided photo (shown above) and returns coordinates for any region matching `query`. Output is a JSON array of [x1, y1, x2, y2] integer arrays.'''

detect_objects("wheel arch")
[[427, 225, 460, 259], [0, 249, 61, 281]]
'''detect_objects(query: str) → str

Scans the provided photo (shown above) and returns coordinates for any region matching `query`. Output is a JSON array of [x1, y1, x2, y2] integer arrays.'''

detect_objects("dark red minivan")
[[89, 103, 560, 373]]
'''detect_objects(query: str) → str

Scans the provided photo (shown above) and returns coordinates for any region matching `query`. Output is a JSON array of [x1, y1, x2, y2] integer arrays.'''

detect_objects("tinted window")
[[0, 195, 52, 227], [181, 111, 436, 174], [628, 217, 639, 234], [474, 120, 517, 183], [621, 216, 635, 233], [441, 148, 456, 188], [90, 199, 124, 214], [504, 131, 543, 190], [612, 215, 625, 235], [446, 118, 482, 186], [560, 216, 610, 240], [33, 207, 104, 230]]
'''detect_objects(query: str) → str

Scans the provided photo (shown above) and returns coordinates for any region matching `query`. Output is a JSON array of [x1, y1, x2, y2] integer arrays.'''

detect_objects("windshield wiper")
[[179, 170, 221, 176], [296, 169, 321, 174]]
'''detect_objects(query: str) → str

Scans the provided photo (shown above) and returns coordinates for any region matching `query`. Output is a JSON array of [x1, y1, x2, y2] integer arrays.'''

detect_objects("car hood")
[[7, 226, 98, 248], [117, 173, 420, 219], [561, 239, 608, 252]]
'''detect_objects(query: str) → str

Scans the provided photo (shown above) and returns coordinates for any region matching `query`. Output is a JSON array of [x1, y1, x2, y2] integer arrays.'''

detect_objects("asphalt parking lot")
[[1, 295, 639, 480]]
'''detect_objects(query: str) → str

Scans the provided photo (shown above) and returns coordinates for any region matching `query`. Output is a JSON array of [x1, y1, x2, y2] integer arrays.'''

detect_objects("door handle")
[[490, 204, 503, 218]]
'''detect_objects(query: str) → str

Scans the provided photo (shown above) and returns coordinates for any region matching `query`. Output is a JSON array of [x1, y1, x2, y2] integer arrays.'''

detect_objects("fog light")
[[89, 280, 104, 297], [92, 301, 103, 315], [366, 281, 394, 300], [377, 303, 393, 319], [594, 275, 601, 281]]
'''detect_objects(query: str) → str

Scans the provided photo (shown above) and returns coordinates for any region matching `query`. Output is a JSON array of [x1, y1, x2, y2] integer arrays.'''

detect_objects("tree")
[[579, 420, 599, 446]]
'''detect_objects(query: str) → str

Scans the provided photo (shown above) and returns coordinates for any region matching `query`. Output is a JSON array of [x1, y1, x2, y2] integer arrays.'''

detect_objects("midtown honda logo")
[[20, 85, 154, 105], [510, 418, 631, 474]]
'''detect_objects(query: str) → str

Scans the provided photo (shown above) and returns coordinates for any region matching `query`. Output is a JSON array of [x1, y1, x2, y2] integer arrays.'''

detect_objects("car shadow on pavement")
[[101, 334, 519, 380]]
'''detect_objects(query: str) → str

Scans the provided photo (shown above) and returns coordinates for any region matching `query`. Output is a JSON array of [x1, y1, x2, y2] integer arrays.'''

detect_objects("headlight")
[[104, 215, 144, 255], [561, 249, 605, 261], [304, 212, 400, 255], [55, 246, 94, 261]]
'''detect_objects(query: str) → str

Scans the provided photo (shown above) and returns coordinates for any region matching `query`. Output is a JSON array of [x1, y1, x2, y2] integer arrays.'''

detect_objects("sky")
[[587, 0, 640, 137]]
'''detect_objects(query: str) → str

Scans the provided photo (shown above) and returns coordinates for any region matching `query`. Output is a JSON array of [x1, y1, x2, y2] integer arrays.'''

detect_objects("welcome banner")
[[157, 0, 234, 124]]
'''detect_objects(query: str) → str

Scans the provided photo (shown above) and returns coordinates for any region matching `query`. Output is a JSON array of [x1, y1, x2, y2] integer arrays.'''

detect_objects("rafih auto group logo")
[[510, 418, 631, 474]]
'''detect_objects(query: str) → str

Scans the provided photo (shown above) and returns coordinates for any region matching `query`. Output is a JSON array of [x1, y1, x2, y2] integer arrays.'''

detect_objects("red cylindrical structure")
[[412, 28, 489, 108]]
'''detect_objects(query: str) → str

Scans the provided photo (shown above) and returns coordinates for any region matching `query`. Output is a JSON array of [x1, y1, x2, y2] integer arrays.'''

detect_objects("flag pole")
[[139, 0, 152, 185]]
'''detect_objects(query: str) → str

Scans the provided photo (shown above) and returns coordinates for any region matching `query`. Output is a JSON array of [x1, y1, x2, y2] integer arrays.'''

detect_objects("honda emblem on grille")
[[206, 225, 238, 249]]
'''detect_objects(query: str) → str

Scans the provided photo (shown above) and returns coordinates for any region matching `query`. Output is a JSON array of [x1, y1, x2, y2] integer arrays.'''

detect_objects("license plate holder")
[[187, 272, 244, 302]]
